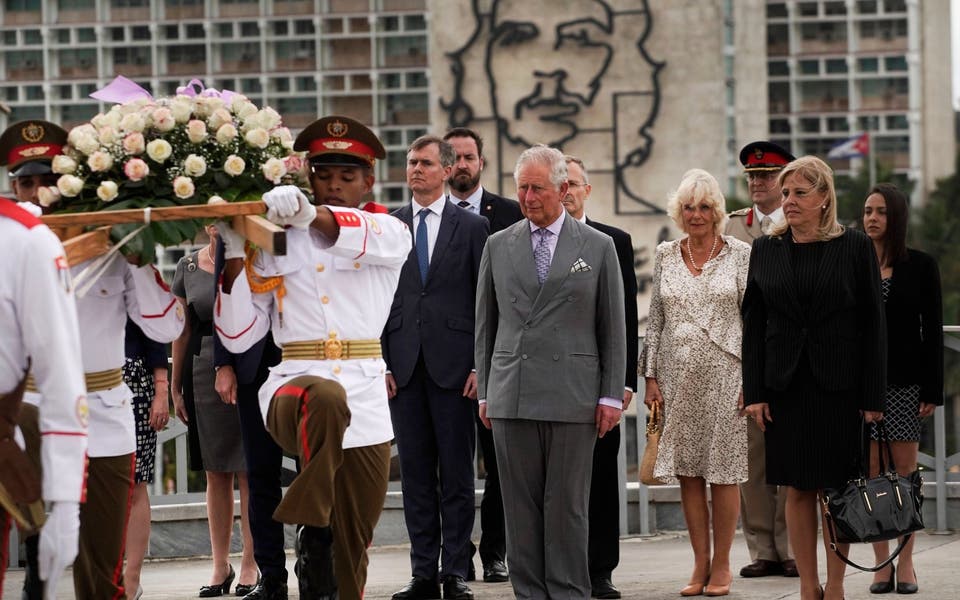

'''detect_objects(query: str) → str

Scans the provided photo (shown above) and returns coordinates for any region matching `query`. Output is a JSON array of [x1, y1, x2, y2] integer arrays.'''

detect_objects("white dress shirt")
[[411, 195, 446, 261], [451, 186, 483, 214]]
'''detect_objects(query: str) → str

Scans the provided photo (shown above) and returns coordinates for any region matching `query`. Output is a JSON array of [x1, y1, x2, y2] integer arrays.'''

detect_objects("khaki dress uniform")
[[24, 253, 184, 599], [0, 200, 88, 582], [725, 207, 791, 567], [216, 208, 410, 599]]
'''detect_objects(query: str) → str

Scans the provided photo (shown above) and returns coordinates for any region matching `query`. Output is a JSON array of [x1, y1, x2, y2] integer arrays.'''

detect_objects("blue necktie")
[[534, 228, 552, 285], [416, 208, 430, 285]]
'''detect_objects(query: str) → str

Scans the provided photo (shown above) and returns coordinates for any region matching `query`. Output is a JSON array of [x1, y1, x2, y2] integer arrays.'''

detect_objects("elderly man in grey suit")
[[475, 145, 626, 599]]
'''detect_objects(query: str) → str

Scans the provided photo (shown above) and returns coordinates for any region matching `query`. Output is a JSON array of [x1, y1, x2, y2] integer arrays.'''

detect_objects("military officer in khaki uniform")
[[215, 116, 410, 600], [725, 140, 798, 578], [0, 119, 72, 599], [0, 195, 87, 599]]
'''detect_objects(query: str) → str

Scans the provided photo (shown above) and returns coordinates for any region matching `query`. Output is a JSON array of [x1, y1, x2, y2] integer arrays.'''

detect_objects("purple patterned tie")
[[534, 228, 552, 284]]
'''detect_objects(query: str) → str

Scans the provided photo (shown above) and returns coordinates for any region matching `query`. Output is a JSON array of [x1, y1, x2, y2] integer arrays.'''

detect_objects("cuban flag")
[[826, 132, 869, 159]]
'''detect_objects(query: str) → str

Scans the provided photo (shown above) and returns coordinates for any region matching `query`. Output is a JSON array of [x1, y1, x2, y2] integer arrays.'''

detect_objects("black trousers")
[[588, 424, 620, 578], [475, 413, 506, 564], [236, 361, 288, 583]]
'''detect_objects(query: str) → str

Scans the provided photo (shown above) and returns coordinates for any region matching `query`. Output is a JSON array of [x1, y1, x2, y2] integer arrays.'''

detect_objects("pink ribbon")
[[89, 75, 154, 104], [176, 79, 237, 105]]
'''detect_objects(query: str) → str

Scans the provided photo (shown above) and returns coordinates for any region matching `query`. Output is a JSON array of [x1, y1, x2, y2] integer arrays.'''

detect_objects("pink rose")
[[124, 158, 150, 182]]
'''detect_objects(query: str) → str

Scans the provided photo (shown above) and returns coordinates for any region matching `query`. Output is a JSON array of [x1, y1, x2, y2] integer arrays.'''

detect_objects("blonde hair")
[[771, 155, 844, 240], [666, 168, 728, 235]]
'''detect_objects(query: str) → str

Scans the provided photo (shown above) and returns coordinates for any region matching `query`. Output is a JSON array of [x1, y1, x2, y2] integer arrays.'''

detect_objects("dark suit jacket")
[[383, 200, 489, 389], [587, 218, 638, 392], [886, 248, 943, 405], [741, 229, 886, 411], [479, 189, 523, 233]]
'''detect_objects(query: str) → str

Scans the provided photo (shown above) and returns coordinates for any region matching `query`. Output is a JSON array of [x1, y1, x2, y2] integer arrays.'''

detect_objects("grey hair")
[[408, 135, 456, 168], [513, 144, 567, 188], [564, 155, 589, 184]]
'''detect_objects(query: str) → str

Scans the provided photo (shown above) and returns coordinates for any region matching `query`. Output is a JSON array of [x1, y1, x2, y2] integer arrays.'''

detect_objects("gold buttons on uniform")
[[321, 296, 330, 304], [353, 262, 361, 269], [316, 264, 325, 272], [333, 366, 342, 375]]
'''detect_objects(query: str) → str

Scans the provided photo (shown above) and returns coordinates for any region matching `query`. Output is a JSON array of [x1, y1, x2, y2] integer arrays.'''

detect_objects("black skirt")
[[764, 356, 862, 491]]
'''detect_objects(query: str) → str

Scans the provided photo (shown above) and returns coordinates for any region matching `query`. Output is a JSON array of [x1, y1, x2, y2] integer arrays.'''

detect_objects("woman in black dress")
[[863, 183, 943, 595], [741, 156, 886, 600]]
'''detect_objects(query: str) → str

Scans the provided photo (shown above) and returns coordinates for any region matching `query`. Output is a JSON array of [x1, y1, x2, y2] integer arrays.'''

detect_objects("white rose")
[[52, 155, 77, 175], [152, 107, 176, 132], [146, 139, 173, 163], [68, 124, 100, 155], [123, 132, 146, 155], [96, 180, 119, 202], [272, 127, 293, 144], [258, 107, 282, 131], [187, 119, 207, 144], [208, 108, 233, 131], [261, 157, 287, 184], [170, 97, 194, 123], [215, 123, 238, 145], [87, 150, 114, 172], [172, 175, 195, 199], [244, 128, 269, 149], [119, 112, 146, 133], [207, 195, 226, 205], [223, 154, 246, 176], [91, 113, 110, 129], [183, 154, 207, 177], [57, 174, 84, 197], [97, 126, 117, 145], [37, 186, 61, 207]]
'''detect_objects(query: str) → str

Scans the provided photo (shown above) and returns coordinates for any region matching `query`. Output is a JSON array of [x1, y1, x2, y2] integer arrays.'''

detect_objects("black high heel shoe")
[[896, 569, 918, 594], [199, 564, 235, 597], [235, 572, 261, 597], [869, 564, 895, 594]]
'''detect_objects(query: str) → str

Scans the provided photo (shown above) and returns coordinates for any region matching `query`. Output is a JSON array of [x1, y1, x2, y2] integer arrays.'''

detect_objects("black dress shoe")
[[442, 576, 473, 600], [235, 573, 261, 597], [869, 564, 895, 594], [781, 559, 799, 578], [739, 559, 783, 578], [896, 568, 918, 594], [21, 534, 41, 600], [294, 526, 337, 599], [200, 564, 236, 597], [392, 577, 441, 600], [482, 559, 509, 583], [591, 575, 622, 599], [239, 578, 288, 600]]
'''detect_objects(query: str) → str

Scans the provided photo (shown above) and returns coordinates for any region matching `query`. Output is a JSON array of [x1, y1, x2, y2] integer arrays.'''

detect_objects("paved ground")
[[4, 530, 956, 598]]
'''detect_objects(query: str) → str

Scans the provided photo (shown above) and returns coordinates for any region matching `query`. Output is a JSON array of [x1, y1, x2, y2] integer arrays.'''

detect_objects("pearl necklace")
[[685, 235, 719, 271]]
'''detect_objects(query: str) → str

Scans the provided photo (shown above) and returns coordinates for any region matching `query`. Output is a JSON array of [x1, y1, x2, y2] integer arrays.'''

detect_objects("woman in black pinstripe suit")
[[741, 156, 886, 600], [863, 183, 943, 595]]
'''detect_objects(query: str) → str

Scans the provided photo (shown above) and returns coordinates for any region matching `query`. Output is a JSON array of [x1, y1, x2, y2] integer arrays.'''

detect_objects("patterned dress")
[[641, 236, 751, 484]]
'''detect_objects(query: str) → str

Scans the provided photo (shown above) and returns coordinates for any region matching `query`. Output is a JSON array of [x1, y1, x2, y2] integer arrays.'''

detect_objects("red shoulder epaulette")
[[362, 201, 389, 214], [0, 198, 43, 229]]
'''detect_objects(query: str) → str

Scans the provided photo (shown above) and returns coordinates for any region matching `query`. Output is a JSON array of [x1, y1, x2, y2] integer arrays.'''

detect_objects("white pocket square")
[[570, 258, 592, 273]]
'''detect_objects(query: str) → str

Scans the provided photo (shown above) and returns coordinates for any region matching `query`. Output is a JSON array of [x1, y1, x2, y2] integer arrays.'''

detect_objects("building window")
[[766, 3, 787, 18], [164, 25, 179, 39], [114, 47, 150, 66], [295, 76, 317, 91], [403, 15, 426, 30], [381, 36, 427, 68], [186, 23, 205, 38], [799, 117, 820, 133], [240, 78, 262, 94], [5, 0, 42, 10], [769, 118, 791, 134], [885, 114, 908, 130], [798, 2, 818, 17], [825, 58, 847, 74], [240, 22, 260, 36], [405, 71, 427, 88], [799, 60, 819, 75], [857, 0, 878, 14], [110, 27, 126, 41], [294, 20, 315, 35], [59, 0, 95, 9], [858, 57, 879, 72], [824, 2, 847, 15], [217, 23, 234, 37], [826, 117, 850, 132], [168, 44, 206, 65], [54, 29, 71, 43], [884, 56, 907, 71], [112, 0, 149, 6], [883, 0, 906, 13], [272, 21, 289, 35], [132, 26, 150, 40], [77, 27, 96, 42]]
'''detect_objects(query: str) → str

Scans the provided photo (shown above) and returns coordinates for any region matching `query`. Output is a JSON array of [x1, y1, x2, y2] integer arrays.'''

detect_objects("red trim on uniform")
[[0, 198, 43, 229], [109, 454, 136, 600], [41, 430, 88, 436], [354, 218, 369, 260], [362, 201, 389, 214], [8, 143, 62, 169], [0, 511, 11, 588], [333, 210, 362, 228], [743, 152, 790, 169], [80, 452, 88, 503], [151, 265, 171, 292], [746, 209, 754, 227], [215, 317, 257, 340], [141, 297, 177, 319], [299, 393, 312, 464], [309, 138, 376, 163]]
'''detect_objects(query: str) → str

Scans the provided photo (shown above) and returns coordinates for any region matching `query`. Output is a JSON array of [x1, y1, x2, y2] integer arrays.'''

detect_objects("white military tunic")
[[215, 206, 410, 449], [0, 200, 87, 503], [26, 254, 185, 457]]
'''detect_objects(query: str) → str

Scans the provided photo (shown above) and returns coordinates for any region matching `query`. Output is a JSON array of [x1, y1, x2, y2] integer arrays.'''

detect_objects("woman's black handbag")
[[821, 421, 924, 571]]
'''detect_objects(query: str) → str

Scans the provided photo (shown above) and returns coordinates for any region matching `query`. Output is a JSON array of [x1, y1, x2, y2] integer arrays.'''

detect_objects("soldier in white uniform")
[[725, 140, 799, 579], [215, 116, 410, 600], [0, 196, 87, 599]]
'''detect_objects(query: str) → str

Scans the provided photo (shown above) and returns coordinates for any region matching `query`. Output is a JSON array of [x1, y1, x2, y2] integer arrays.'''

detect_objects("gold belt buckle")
[[324, 333, 343, 360]]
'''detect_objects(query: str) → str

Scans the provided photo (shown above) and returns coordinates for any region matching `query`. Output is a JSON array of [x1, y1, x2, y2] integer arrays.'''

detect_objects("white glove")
[[39, 501, 80, 599], [263, 185, 317, 229], [215, 220, 246, 260]]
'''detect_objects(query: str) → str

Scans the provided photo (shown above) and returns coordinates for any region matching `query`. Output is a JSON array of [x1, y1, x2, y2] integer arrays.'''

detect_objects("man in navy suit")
[[563, 155, 638, 599], [442, 127, 522, 584], [384, 136, 489, 600]]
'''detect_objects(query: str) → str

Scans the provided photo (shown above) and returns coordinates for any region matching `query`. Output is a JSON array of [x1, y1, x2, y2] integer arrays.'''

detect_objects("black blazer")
[[741, 229, 886, 411], [587, 218, 638, 392], [383, 200, 489, 389], [479, 189, 523, 234], [886, 248, 943, 405]]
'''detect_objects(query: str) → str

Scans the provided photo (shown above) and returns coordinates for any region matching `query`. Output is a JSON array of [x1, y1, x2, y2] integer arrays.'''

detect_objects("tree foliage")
[[912, 152, 960, 326]]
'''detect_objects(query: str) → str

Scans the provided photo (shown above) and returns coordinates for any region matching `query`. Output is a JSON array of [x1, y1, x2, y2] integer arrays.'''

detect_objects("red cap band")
[[308, 138, 377, 165], [8, 143, 62, 169]]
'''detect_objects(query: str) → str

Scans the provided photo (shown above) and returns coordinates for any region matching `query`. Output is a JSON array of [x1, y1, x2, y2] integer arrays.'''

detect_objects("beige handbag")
[[639, 402, 666, 486]]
